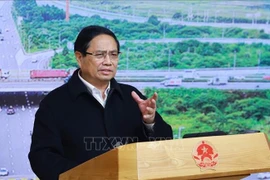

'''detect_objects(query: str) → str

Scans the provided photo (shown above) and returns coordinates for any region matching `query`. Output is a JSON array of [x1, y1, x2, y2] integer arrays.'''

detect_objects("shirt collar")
[[77, 70, 111, 96], [67, 68, 123, 101]]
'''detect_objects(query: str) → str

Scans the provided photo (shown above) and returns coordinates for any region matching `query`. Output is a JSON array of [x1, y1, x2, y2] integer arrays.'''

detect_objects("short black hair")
[[74, 25, 120, 56]]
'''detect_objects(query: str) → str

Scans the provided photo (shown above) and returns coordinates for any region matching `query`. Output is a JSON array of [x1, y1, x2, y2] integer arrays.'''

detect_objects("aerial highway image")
[[0, 0, 270, 179]]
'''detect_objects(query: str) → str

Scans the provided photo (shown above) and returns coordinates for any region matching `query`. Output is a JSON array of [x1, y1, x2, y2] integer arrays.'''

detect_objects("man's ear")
[[75, 51, 82, 67]]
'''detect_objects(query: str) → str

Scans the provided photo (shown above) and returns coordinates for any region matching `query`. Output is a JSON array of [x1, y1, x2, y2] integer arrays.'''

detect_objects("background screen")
[[0, 0, 269, 179]]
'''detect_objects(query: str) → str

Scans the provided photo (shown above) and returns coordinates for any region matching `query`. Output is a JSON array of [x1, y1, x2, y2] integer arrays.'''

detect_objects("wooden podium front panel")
[[60, 143, 138, 180], [60, 148, 120, 180], [117, 143, 138, 179], [136, 133, 270, 180]]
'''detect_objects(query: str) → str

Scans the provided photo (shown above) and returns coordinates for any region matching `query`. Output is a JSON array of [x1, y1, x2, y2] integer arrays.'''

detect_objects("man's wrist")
[[143, 121, 155, 132]]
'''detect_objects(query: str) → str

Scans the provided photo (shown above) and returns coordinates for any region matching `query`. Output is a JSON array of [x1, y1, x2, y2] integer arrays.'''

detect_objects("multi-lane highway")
[[0, 92, 43, 179], [0, 1, 19, 70], [0, 1, 35, 70], [0, 2, 41, 179], [125, 81, 270, 90], [0, 80, 269, 92], [0, 1, 57, 73], [1, 67, 269, 92]]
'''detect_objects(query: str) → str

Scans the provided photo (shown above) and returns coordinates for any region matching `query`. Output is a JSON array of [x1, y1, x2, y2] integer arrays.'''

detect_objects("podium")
[[60, 132, 270, 180]]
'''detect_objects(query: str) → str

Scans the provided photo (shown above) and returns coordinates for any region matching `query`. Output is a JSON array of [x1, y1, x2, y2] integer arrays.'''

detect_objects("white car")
[[31, 59, 38, 63], [233, 76, 245, 80], [0, 167, 9, 176], [6, 106, 15, 115]]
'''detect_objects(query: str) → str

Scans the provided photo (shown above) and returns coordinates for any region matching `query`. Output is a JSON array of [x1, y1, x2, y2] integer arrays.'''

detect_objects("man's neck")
[[79, 71, 110, 93]]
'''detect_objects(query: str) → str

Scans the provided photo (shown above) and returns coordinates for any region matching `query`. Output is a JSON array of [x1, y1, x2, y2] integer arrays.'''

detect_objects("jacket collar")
[[68, 68, 123, 101]]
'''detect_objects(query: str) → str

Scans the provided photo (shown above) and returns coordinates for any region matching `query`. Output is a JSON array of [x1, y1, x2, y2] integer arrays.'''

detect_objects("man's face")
[[76, 34, 119, 86]]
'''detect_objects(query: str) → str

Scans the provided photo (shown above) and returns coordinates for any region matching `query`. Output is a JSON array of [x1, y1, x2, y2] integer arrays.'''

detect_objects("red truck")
[[263, 75, 270, 80], [30, 69, 69, 79]]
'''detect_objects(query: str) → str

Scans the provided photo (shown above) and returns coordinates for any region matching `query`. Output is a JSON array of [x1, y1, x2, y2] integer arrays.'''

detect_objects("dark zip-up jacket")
[[28, 69, 173, 180]]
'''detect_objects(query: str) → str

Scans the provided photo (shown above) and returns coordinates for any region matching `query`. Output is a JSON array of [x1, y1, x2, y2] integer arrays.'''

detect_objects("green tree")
[[147, 15, 160, 26]]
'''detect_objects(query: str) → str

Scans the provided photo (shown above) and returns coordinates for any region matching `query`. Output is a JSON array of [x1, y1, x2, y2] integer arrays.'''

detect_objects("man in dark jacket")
[[28, 25, 173, 180]]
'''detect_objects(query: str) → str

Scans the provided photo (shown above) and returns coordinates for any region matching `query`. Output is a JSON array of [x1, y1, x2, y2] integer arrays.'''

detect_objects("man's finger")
[[151, 92, 158, 101], [146, 107, 155, 114], [131, 91, 143, 103]]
